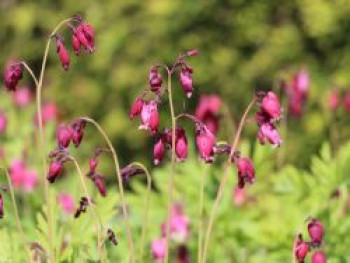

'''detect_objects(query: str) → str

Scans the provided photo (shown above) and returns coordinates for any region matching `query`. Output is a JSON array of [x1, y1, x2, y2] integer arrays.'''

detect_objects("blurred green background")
[[1, 0, 350, 262]]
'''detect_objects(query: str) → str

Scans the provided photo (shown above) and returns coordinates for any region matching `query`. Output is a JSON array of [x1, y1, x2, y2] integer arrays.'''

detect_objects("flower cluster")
[[152, 203, 190, 262], [294, 218, 326, 263], [9, 158, 38, 192]]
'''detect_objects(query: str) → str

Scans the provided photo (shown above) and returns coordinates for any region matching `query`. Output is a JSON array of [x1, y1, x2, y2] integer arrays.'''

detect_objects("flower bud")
[[72, 34, 81, 55], [139, 101, 159, 134], [187, 49, 199, 57], [311, 251, 326, 263], [76, 22, 95, 52], [195, 123, 216, 163], [235, 157, 255, 189], [129, 97, 144, 120], [71, 120, 85, 147], [175, 127, 188, 162], [0, 194, 3, 219], [308, 219, 324, 246], [257, 123, 282, 147], [195, 95, 221, 135], [149, 66, 163, 93], [94, 175, 107, 197], [47, 161, 63, 183], [295, 241, 309, 262], [89, 157, 98, 173], [154, 138, 165, 165], [55, 37, 70, 70], [4, 62, 23, 91], [56, 124, 72, 148], [179, 66, 194, 98], [261, 91, 281, 120]]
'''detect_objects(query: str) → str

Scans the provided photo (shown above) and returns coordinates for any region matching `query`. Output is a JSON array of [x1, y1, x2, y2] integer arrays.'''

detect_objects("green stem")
[[197, 164, 208, 263], [21, 62, 39, 87], [81, 117, 135, 263], [130, 162, 152, 262], [2, 168, 32, 263], [202, 98, 256, 263], [69, 156, 105, 262], [165, 68, 176, 263], [36, 18, 71, 262]]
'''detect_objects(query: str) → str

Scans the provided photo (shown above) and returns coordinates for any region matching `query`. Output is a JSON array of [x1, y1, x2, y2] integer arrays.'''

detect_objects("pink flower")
[[153, 138, 166, 165], [55, 37, 70, 70], [329, 90, 340, 111], [139, 101, 159, 134], [56, 124, 72, 148], [257, 123, 282, 147], [186, 49, 199, 57], [261, 91, 281, 120], [175, 127, 188, 162], [235, 157, 255, 189], [344, 91, 350, 112], [311, 251, 326, 263], [41, 102, 58, 125], [162, 204, 190, 243], [58, 193, 75, 214], [195, 123, 216, 163], [233, 187, 246, 206], [149, 66, 163, 93], [73, 22, 95, 53], [151, 238, 167, 261], [295, 240, 309, 262], [22, 169, 38, 192], [9, 159, 26, 187], [129, 98, 144, 120], [12, 87, 32, 107], [72, 33, 81, 55], [93, 175, 107, 197], [0, 111, 7, 134], [71, 120, 85, 148], [308, 219, 324, 246], [4, 62, 23, 91], [287, 69, 309, 117], [89, 157, 99, 173], [179, 66, 194, 98], [195, 95, 221, 135], [47, 161, 63, 183]]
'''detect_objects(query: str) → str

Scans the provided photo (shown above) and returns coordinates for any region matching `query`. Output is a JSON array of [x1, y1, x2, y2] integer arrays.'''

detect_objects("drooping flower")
[[235, 157, 255, 189], [139, 100, 159, 134], [195, 95, 221, 135], [56, 124, 72, 148], [151, 238, 167, 261], [72, 33, 81, 55], [195, 122, 216, 163], [287, 69, 309, 117], [4, 62, 23, 91], [179, 66, 194, 98], [308, 219, 324, 246], [261, 91, 281, 120], [73, 21, 95, 53], [257, 123, 282, 147], [71, 120, 85, 147], [311, 251, 326, 263], [58, 193, 75, 214], [12, 87, 32, 107], [149, 66, 163, 93], [153, 138, 166, 165], [329, 90, 340, 112], [175, 127, 188, 162], [233, 187, 246, 206], [54, 36, 70, 70], [47, 161, 63, 183], [0, 111, 7, 134], [120, 164, 144, 181], [89, 157, 98, 173], [295, 240, 309, 262], [129, 97, 144, 120], [93, 175, 107, 197]]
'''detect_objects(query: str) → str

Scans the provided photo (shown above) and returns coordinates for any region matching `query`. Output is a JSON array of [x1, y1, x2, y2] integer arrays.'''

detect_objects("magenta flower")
[[179, 66, 194, 98], [0, 194, 3, 219], [195, 95, 221, 135], [261, 91, 281, 120], [186, 49, 200, 57], [311, 251, 326, 263], [233, 187, 246, 206], [257, 123, 282, 147], [56, 124, 72, 148], [3, 62, 23, 91], [344, 91, 350, 112], [72, 33, 81, 55], [149, 66, 163, 93], [9, 159, 26, 187], [139, 100, 159, 134], [40, 102, 58, 125], [175, 127, 188, 162], [47, 161, 63, 183], [71, 120, 85, 148], [58, 193, 75, 214], [195, 123, 216, 163], [22, 169, 38, 192], [129, 97, 144, 120], [162, 203, 190, 243], [54, 37, 70, 70], [235, 157, 255, 189], [12, 87, 32, 107], [308, 219, 324, 246], [0, 111, 7, 134], [329, 90, 340, 111], [89, 157, 99, 173], [153, 138, 166, 165], [151, 238, 167, 261], [295, 240, 309, 262], [93, 175, 107, 197], [73, 21, 95, 53]]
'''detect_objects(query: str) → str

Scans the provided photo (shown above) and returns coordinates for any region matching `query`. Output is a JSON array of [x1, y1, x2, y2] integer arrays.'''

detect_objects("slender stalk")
[[130, 162, 152, 262], [81, 117, 135, 263], [68, 156, 105, 262], [21, 62, 39, 87], [2, 168, 32, 263], [197, 164, 208, 263], [164, 68, 176, 263], [202, 98, 256, 263], [35, 18, 71, 262]]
